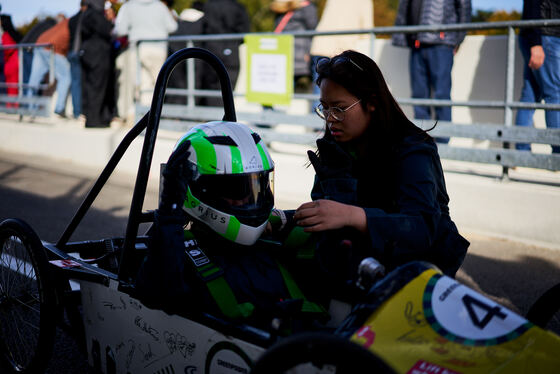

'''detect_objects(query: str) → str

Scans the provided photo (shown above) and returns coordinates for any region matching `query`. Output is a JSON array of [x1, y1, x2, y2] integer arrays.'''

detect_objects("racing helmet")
[[175, 121, 275, 246]]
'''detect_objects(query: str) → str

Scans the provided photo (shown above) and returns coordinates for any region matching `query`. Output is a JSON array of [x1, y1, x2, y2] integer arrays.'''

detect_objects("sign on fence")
[[244, 34, 293, 106]]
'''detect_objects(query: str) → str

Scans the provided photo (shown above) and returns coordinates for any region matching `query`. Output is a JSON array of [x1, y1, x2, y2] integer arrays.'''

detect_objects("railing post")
[[49, 46, 55, 86], [135, 41, 141, 104], [369, 31, 376, 59], [187, 40, 195, 108], [17, 45, 24, 121], [17, 46, 23, 99], [502, 25, 516, 178]]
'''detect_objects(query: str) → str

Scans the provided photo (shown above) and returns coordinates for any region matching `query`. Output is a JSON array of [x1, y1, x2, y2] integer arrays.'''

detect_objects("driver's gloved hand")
[[159, 140, 192, 215], [307, 138, 357, 204]]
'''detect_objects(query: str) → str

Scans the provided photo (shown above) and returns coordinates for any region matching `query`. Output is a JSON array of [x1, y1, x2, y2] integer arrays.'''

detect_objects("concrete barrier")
[[1, 113, 559, 250]]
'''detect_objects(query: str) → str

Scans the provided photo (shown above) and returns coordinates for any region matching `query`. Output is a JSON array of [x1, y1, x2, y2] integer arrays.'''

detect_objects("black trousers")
[[81, 55, 113, 127]]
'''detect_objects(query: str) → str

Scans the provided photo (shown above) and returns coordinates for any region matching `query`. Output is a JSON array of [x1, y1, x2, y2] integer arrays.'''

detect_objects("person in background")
[[392, 0, 471, 144], [271, 50, 469, 306], [26, 14, 71, 117], [309, 0, 373, 112], [114, 0, 177, 108], [270, 0, 317, 90], [19, 16, 57, 87], [165, 1, 205, 106], [80, 0, 114, 127], [104, 1, 119, 122], [199, 0, 250, 107], [66, 0, 87, 118], [1, 13, 22, 105], [68, 2, 88, 119], [255, 0, 317, 128], [515, 0, 560, 154]]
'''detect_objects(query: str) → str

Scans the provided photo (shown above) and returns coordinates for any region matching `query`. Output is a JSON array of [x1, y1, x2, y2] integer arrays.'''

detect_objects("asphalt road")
[[1, 150, 559, 373]]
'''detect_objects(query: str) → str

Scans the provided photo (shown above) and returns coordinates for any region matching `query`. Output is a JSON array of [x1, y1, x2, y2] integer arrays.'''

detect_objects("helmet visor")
[[190, 171, 274, 226]]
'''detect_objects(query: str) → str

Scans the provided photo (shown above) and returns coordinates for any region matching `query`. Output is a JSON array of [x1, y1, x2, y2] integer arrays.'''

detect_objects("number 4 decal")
[[462, 294, 507, 329]]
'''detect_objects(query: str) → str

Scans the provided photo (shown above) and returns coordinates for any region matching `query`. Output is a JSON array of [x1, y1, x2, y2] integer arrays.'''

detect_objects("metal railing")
[[4, 21, 557, 176], [133, 20, 560, 176], [0, 42, 54, 118]]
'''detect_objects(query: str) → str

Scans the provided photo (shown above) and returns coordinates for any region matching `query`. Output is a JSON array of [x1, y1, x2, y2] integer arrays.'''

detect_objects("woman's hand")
[[294, 199, 367, 233]]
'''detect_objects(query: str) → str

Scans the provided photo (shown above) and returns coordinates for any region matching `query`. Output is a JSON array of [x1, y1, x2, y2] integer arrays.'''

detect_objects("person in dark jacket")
[[275, 50, 469, 304], [165, 1, 205, 105], [199, 0, 250, 107], [80, 0, 114, 127], [256, 0, 318, 127], [270, 0, 318, 85], [68, 2, 88, 119], [392, 0, 471, 144], [515, 0, 560, 153]]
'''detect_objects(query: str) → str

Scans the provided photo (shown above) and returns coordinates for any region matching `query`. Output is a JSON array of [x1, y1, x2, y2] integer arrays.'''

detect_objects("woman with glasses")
[[278, 50, 469, 305]]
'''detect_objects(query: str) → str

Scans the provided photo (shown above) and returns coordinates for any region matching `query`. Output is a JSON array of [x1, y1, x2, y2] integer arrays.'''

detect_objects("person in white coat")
[[114, 0, 177, 112]]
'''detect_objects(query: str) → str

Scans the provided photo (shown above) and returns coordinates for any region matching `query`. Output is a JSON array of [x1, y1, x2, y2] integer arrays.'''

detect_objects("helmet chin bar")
[[184, 193, 268, 246]]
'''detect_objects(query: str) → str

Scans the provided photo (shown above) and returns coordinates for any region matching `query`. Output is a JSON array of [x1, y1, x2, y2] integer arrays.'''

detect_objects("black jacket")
[[541, 0, 560, 38], [392, 0, 471, 48], [201, 0, 250, 69], [310, 135, 469, 281], [0, 15, 22, 43], [80, 7, 113, 67], [521, 0, 560, 48], [521, 0, 543, 47]]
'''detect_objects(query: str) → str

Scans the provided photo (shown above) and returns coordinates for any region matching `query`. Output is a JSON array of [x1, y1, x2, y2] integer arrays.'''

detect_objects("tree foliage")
[[374, 0, 398, 27], [470, 9, 521, 35], [15, 0, 523, 39]]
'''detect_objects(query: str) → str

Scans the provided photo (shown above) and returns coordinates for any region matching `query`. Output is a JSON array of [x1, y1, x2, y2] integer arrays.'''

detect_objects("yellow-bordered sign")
[[245, 34, 294, 106]]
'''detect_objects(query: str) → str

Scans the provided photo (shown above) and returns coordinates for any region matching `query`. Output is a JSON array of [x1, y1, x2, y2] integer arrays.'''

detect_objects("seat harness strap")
[[276, 261, 327, 315], [183, 238, 254, 319]]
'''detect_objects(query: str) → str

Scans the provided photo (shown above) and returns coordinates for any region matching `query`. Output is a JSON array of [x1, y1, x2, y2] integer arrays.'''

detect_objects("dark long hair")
[[315, 50, 431, 151]]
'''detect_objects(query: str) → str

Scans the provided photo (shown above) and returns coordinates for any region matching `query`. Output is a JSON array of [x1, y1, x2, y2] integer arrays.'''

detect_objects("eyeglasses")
[[316, 56, 365, 73], [315, 99, 361, 122]]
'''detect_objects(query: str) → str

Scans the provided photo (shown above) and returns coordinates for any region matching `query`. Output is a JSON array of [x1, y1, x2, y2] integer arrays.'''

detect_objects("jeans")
[[67, 51, 82, 118], [23, 49, 33, 84], [515, 35, 560, 153], [409, 45, 454, 143], [26, 48, 71, 114]]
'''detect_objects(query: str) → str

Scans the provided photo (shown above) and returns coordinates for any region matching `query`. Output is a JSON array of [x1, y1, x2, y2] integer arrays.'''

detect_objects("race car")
[[1, 48, 559, 374]]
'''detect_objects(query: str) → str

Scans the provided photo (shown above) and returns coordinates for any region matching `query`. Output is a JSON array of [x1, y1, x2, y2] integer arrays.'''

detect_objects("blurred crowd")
[[0, 0, 375, 128], [0, 0, 253, 127]]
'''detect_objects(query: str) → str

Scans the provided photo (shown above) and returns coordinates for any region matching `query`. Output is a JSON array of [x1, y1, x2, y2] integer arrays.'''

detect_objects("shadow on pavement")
[[458, 238, 560, 334]]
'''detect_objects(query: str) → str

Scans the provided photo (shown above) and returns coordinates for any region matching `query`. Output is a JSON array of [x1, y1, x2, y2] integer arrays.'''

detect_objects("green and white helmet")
[[175, 121, 275, 245]]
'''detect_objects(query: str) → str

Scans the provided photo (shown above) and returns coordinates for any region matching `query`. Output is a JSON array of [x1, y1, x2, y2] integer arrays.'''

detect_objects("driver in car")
[[135, 121, 325, 331]]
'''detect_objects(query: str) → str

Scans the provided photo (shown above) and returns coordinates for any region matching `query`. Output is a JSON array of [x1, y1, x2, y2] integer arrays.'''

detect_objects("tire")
[[0, 218, 57, 373], [527, 283, 560, 334], [251, 332, 395, 374]]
